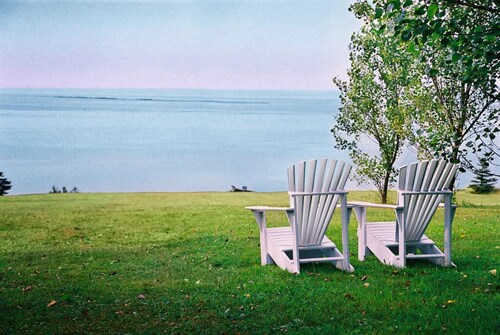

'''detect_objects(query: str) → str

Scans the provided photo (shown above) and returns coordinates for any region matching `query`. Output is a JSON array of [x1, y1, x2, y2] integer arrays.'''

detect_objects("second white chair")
[[351, 159, 458, 268]]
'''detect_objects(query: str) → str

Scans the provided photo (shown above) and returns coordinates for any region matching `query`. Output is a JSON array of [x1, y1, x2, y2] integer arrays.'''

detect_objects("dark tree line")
[[0, 172, 12, 196]]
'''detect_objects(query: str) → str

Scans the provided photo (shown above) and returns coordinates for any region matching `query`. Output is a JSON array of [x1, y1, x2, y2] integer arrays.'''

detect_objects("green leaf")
[[486, 51, 495, 62], [425, 67, 438, 76], [427, 3, 438, 19], [485, 34, 496, 42], [406, 42, 417, 54], [375, 7, 384, 19], [377, 24, 387, 34], [402, 30, 412, 41], [415, 5, 426, 16], [430, 32, 441, 40], [391, 0, 401, 10], [452, 53, 462, 62]]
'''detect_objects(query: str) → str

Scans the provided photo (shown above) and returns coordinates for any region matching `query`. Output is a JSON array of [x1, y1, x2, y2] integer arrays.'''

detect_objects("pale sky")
[[0, 0, 360, 90]]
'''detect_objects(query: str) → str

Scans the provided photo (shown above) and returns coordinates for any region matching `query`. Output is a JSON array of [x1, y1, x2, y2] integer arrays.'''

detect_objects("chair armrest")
[[348, 201, 401, 209], [400, 190, 453, 195], [288, 190, 348, 197], [438, 203, 459, 208], [245, 206, 294, 212]]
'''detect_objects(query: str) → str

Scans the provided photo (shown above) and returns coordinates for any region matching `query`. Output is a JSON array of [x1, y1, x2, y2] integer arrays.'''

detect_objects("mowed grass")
[[0, 190, 498, 334]]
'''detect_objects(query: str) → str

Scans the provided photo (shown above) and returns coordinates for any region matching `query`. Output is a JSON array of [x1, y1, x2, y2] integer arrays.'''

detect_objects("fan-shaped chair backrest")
[[287, 159, 351, 246], [397, 159, 457, 242]]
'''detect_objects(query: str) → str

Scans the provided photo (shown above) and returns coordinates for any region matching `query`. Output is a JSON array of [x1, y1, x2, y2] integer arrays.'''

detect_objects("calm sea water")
[[0, 88, 359, 195], [1, 88, 480, 195]]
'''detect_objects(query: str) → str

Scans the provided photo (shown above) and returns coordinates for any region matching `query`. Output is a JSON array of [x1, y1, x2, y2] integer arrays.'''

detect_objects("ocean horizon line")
[[52, 95, 271, 105], [0, 87, 341, 94]]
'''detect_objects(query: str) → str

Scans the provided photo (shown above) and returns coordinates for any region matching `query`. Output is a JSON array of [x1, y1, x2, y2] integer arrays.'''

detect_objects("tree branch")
[[430, 76, 456, 128], [462, 154, 500, 177], [445, 0, 500, 13], [462, 99, 496, 136]]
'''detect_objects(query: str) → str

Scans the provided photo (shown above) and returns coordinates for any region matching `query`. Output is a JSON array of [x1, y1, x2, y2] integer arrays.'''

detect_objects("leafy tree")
[[409, 54, 499, 177], [373, 0, 499, 98], [332, 1, 415, 203], [372, 0, 500, 178], [469, 155, 498, 193], [0, 172, 12, 196]]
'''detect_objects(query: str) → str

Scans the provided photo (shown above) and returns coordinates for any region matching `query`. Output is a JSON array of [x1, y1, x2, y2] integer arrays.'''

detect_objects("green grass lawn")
[[0, 190, 498, 334]]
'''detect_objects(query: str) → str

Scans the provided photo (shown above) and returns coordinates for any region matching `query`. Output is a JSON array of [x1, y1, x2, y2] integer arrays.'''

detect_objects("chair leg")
[[419, 243, 446, 266], [396, 208, 406, 268], [443, 196, 456, 267], [286, 211, 300, 274], [251, 211, 273, 265], [340, 195, 352, 271], [354, 206, 368, 261]]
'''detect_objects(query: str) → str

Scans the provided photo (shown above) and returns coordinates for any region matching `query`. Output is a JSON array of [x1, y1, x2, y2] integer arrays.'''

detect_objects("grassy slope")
[[0, 190, 498, 334]]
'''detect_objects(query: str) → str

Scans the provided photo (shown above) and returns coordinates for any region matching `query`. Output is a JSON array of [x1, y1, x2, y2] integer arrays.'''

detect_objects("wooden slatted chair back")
[[397, 159, 457, 242], [287, 159, 351, 246]]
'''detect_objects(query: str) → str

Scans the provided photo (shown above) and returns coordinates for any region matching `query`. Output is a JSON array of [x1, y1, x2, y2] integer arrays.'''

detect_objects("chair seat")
[[363, 221, 451, 267], [366, 222, 436, 246], [267, 227, 337, 251], [266, 227, 349, 271]]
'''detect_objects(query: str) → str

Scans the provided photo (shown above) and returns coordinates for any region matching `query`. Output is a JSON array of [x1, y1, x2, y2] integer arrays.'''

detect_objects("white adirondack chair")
[[351, 159, 458, 268], [246, 158, 354, 274]]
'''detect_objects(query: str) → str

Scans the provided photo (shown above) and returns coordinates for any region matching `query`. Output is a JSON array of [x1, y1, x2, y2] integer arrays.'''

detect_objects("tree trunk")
[[381, 170, 391, 204], [449, 149, 460, 191]]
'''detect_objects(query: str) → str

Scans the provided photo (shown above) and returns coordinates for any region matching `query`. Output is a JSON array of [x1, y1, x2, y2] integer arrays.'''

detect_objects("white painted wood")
[[352, 159, 458, 268], [349, 201, 399, 209], [287, 165, 295, 208], [247, 158, 354, 274], [354, 206, 367, 260], [308, 159, 327, 244], [340, 192, 351, 270], [250, 210, 273, 265], [246, 206, 294, 212]]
